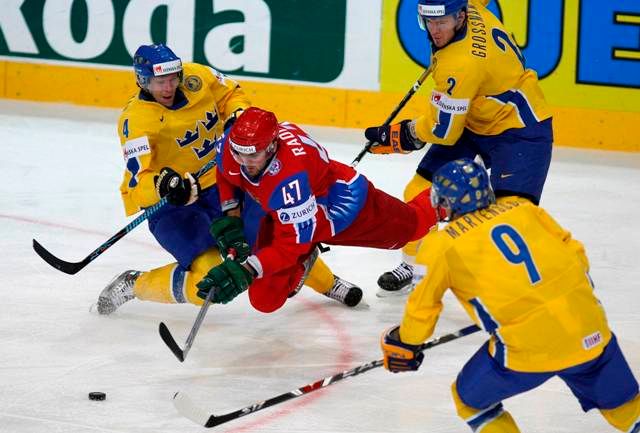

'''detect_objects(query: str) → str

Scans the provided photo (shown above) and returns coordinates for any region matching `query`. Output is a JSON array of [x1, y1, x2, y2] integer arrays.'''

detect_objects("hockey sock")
[[133, 248, 223, 305], [452, 382, 521, 433], [305, 257, 335, 295], [402, 174, 433, 257], [600, 394, 640, 432]]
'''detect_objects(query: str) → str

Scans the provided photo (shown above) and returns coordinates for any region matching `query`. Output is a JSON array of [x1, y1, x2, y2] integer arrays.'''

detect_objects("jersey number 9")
[[491, 224, 541, 284]]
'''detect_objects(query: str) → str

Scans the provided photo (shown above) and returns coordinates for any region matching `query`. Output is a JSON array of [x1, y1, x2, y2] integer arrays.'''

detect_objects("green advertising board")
[[0, 0, 356, 84]]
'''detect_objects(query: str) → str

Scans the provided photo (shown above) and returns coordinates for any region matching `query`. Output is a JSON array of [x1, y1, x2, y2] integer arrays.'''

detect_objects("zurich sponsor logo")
[[277, 196, 318, 225], [279, 212, 290, 222]]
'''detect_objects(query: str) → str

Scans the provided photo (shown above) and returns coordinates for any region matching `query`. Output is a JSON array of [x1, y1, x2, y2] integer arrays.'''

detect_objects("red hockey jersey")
[[215, 122, 369, 277]]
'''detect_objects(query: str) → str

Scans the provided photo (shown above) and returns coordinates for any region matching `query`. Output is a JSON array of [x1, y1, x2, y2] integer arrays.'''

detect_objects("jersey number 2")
[[490, 224, 541, 284], [492, 29, 525, 69]]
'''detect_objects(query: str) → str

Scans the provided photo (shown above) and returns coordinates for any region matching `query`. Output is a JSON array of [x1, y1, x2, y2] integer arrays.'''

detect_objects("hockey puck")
[[88, 392, 106, 401]]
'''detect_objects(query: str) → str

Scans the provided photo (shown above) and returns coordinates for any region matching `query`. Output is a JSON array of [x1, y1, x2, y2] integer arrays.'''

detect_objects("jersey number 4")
[[490, 224, 541, 284]]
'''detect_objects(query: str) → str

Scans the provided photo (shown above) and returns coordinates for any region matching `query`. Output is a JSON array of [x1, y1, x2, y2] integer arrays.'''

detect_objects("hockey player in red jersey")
[[195, 107, 436, 313]]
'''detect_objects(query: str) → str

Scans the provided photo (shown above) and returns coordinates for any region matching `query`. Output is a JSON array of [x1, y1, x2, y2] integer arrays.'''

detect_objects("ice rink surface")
[[1, 100, 639, 433]]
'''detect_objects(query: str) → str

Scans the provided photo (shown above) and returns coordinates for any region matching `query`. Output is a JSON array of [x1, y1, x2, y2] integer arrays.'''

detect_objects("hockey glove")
[[209, 216, 251, 262], [365, 120, 426, 155], [155, 167, 200, 206], [196, 257, 254, 304], [380, 325, 424, 373]]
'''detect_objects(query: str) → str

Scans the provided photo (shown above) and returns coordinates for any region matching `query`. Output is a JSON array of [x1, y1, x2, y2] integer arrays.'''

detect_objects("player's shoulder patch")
[[265, 158, 282, 176], [184, 75, 202, 92]]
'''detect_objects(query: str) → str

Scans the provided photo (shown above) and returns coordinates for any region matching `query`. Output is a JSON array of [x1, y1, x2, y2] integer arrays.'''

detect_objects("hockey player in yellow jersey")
[[95, 44, 363, 314], [380, 159, 639, 433], [365, 0, 553, 297]]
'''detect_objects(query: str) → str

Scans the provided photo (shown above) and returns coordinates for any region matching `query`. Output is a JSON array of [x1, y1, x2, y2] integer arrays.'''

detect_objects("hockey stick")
[[173, 324, 481, 428], [159, 249, 238, 362], [158, 285, 215, 362], [32, 158, 217, 275], [350, 65, 434, 168]]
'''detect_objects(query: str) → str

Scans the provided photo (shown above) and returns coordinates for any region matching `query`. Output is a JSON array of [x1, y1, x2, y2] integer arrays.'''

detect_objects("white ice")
[[0, 100, 638, 433]]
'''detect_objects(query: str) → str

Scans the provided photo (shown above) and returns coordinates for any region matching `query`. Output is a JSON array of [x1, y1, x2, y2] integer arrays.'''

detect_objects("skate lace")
[[328, 277, 353, 302], [105, 271, 138, 306], [390, 262, 413, 280]]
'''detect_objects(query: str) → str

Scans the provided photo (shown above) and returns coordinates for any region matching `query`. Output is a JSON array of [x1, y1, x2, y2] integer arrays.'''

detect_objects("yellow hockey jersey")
[[118, 63, 251, 216], [415, 0, 552, 144], [400, 197, 612, 372]]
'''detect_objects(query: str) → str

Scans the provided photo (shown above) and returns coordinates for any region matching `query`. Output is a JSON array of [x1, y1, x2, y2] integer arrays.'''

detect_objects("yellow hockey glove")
[[380, 325, 424, 373]]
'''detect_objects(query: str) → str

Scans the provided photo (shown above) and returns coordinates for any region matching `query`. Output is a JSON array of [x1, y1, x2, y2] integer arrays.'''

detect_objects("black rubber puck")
[[88, 392, 106, 401]]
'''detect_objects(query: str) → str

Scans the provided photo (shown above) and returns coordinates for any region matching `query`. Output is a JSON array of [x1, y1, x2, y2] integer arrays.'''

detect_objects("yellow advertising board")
[[382, 0, 640, 151]]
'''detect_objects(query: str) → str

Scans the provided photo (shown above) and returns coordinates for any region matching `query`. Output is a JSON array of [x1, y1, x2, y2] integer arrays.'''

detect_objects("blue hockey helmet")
[[133, 44, 183, 89], [430, 158, 494, 221], [417, 0, 468, 30]]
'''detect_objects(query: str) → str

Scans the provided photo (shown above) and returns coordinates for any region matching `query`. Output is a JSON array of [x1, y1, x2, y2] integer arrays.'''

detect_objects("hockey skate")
[[96, 270, 142, 315], [376, 262, 414, 297], [288, 247, 320, 298], [323, 275, 363, 307]]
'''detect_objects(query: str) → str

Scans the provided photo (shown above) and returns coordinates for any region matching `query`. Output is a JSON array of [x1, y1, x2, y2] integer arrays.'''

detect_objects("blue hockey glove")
[[365, 120, 426, 154], [196, 258, 254, 304], [380, 325, 424, 373], [209, 216, 251, 262]]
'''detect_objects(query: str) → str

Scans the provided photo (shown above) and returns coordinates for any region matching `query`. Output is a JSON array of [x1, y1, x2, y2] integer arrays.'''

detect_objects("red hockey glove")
[[380, 325, 424, 373]]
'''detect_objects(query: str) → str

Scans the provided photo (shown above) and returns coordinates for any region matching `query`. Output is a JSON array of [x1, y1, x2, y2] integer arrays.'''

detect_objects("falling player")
[[96, 44, 362, 314], [380, 159, 639, 433], [364, 0, 554, 297], [195, 107, 437, 313]]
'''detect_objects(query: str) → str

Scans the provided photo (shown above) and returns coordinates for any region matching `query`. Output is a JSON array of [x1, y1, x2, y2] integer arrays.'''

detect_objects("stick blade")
[[32, 239, 86, 275], [173, 392, 214, 427], [158, 322, 185, 362]]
